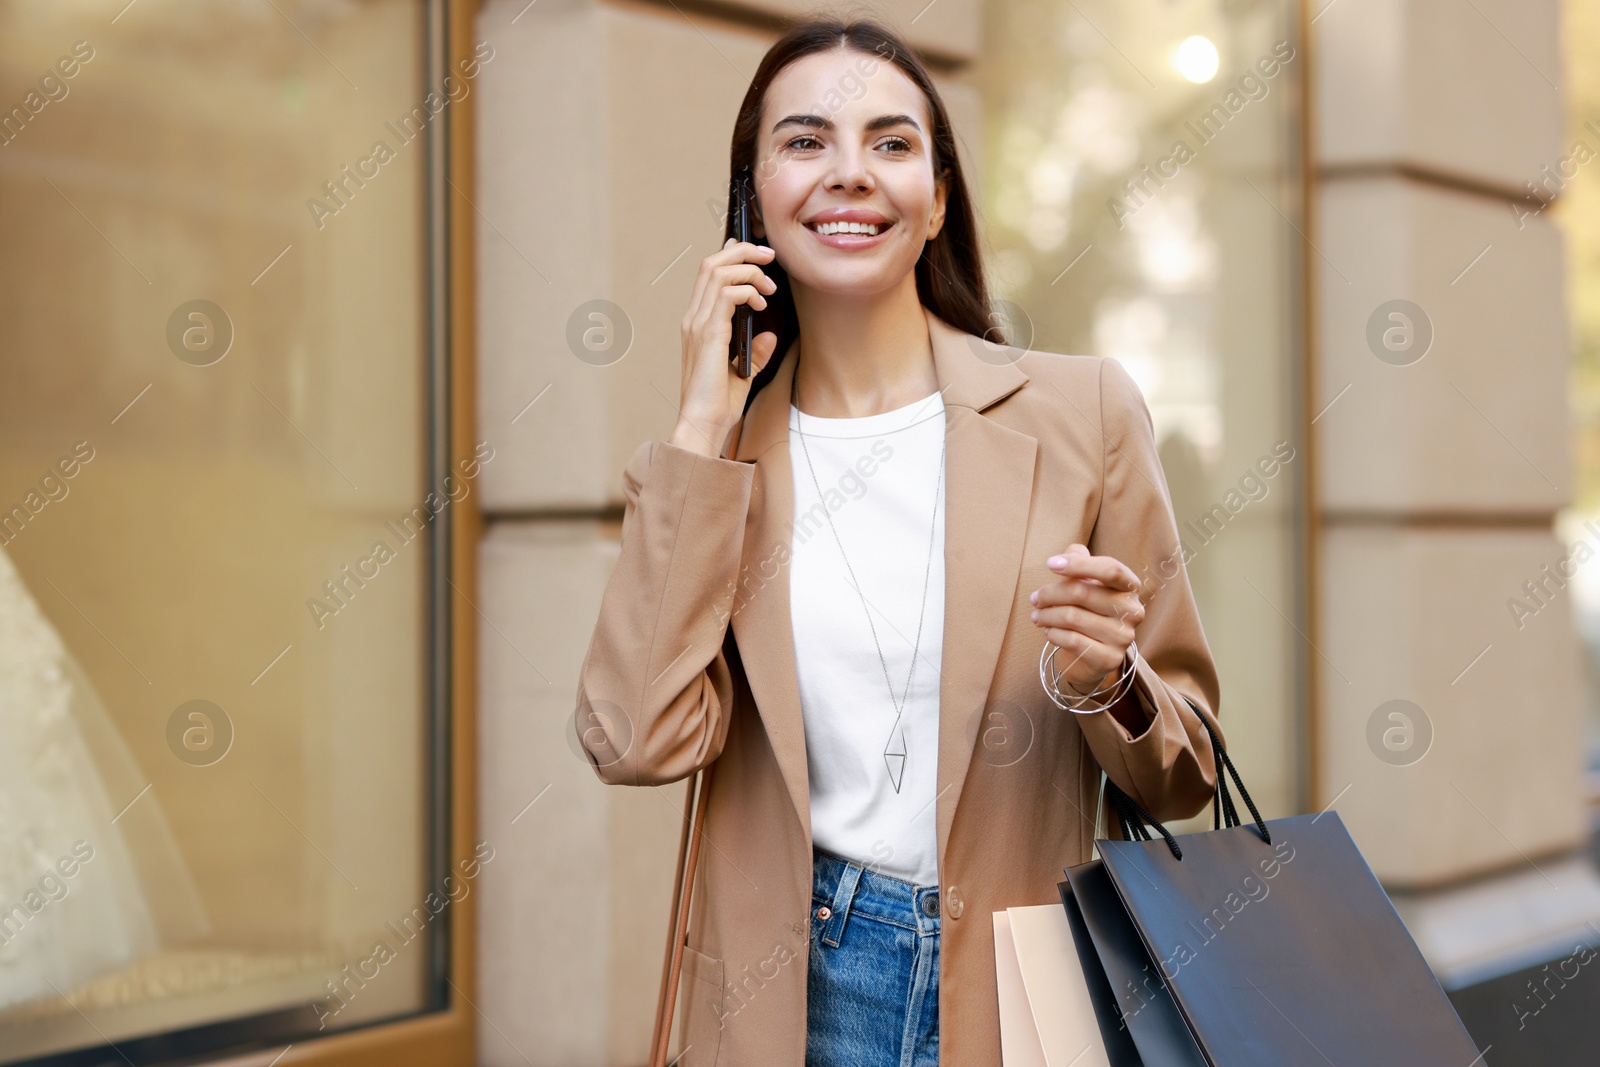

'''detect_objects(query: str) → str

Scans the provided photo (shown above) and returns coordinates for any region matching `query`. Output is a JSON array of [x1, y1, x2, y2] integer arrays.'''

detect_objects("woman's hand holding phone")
[[669, 238, 779, 458]]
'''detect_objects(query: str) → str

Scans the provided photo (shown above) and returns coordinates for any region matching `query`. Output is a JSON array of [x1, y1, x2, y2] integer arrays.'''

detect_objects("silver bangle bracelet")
[[1040, 639, 1140, 714]]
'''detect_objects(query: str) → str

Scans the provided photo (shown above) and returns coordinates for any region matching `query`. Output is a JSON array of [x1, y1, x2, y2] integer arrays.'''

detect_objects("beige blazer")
[[575, 303, 1223, 1066]]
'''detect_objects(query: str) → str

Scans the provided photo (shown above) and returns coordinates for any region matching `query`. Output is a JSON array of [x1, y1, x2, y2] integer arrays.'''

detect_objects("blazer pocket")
[[677, 943, 724, 1067]]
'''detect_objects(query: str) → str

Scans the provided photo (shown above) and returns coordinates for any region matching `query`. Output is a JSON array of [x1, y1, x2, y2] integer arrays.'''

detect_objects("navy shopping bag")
[[1060, 707, 1485, 1067]]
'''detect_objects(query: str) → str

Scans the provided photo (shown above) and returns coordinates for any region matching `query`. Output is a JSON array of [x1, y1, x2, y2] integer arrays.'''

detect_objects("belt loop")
[[821, 861, 863, 948]]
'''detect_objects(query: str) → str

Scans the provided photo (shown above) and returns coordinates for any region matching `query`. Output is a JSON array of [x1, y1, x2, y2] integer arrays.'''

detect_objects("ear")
[[926, 170, 949, 241]]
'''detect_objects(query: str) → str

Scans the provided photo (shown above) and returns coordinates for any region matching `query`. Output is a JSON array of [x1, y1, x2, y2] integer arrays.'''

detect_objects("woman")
[[574, 16, 1222, 1067]]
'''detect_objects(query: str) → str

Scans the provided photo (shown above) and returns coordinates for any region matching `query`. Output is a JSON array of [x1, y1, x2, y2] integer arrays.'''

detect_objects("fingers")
[[751, 331, 779, 375], [1046, 544, 1140, 594], [1039, 625, 1124, 680], [676, 239, 782, 435], [686, 240, 776, 331], [1030, 543, 1143, 682], [1032, 602, 1137, 648], [690, 266, 776, 339], [682, 274, 775, 360], [1031, 577, 1144, 625], [713, 281, 768, 320]]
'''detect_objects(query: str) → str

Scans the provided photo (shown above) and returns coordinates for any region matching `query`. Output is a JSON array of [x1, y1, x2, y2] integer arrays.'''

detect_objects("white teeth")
[[814, 220, 883, 236]]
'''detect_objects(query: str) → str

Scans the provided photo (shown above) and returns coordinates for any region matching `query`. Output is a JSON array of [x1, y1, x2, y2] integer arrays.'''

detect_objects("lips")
[[806, 223, 894, 249], [803, 209, 896, 248]]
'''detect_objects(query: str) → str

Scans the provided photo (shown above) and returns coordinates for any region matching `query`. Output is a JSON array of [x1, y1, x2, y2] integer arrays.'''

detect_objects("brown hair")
[[725, 15, 1000, 413]]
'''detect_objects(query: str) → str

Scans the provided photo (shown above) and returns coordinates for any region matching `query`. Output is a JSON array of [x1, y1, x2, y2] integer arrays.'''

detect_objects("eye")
[[879, 136, 913, 153], [784, 134, 822, 151]]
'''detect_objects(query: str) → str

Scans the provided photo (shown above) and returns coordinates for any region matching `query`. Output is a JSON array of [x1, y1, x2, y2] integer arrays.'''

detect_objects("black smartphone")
[[728, 165, 757, 379]]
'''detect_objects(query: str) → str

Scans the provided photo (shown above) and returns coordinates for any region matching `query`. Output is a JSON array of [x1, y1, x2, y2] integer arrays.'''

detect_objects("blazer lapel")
[[726, 305, 1036, 873]]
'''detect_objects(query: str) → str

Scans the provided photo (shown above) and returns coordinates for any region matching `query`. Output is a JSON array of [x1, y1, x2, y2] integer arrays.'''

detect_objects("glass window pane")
[[973, 0, 1304, 817], [0, 2, 438, 1060], [1556, 0, 1600, 790]]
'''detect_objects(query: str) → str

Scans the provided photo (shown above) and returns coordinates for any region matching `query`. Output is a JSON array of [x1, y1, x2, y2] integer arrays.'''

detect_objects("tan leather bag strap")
[[650, 384, 742, 1063], [650, 761, 716, 1067]]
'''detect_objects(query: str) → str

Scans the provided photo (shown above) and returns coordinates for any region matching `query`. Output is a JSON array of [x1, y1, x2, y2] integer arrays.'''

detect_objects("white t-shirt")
[[787, 389, 945, 887]]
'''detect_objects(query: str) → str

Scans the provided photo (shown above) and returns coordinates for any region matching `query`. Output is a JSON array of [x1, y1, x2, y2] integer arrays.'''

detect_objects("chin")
[[791, 260, 916, 296]]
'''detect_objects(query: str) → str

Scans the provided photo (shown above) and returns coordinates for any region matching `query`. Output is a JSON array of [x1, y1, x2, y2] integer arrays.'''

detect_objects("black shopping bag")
[[1060, 706, 1486, 1067]]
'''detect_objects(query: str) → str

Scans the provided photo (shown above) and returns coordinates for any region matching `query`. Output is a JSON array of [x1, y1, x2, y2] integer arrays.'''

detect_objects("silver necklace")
[[791, 354, 945, 794]]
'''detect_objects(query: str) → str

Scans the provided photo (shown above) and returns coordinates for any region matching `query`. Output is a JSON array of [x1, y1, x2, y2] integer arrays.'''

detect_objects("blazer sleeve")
[[1075, 356, 1223, 822], [573, 438, 751, 787]]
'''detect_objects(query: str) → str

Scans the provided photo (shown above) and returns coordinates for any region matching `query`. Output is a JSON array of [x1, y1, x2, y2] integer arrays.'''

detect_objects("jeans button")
[[921, 893, 939, 918], [816, 905, 832, 920]]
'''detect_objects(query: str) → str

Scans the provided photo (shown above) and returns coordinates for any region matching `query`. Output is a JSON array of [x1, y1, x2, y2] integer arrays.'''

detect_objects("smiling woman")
[[710, 28, 995, 430], [575, 16, 1226, 1067]]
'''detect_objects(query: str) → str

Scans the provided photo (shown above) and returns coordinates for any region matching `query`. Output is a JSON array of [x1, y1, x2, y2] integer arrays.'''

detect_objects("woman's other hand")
[[1028, 543, 1145, 695], [670, 238, 781, 457]]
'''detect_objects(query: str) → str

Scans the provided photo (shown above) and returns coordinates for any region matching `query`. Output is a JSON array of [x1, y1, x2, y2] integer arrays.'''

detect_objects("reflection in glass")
[[0, 1, 438, 1060], [1556, 0, 1600, 793], [0, 544, 209, 1009], [973, 0, 1303, 817]]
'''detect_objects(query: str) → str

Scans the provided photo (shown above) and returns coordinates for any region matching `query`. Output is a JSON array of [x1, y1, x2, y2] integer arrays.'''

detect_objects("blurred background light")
[[1171, 35, 1219, 83]]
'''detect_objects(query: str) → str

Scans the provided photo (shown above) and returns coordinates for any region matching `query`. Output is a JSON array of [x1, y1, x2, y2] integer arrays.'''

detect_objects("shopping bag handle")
[[1103, 699, 1270, 860]]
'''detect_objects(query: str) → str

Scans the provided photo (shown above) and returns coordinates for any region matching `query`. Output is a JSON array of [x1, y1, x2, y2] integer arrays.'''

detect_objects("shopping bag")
[[1061, 706, 1487, 1066], [993, 905, 1115, 1067]]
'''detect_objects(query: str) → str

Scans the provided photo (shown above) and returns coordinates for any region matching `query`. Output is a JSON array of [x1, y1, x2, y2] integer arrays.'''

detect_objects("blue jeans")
[[806, 846, 941, 1067]]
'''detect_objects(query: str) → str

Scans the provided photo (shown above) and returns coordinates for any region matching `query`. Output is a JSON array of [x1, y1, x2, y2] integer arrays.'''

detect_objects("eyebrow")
[[770, 113, 922, 135]]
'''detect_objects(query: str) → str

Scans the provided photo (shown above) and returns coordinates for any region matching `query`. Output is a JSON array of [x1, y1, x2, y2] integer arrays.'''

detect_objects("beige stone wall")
[[1310, 0, 1587, 887]]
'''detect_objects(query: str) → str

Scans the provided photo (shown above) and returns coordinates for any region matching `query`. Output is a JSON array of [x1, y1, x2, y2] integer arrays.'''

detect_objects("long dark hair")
[[725, 16, 1001, 415]]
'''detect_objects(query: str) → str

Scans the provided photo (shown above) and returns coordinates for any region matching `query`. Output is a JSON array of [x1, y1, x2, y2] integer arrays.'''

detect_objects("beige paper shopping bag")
[[993, 905, 1112, 1067]]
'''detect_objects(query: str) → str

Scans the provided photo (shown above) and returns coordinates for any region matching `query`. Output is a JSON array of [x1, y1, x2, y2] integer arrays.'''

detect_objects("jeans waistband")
[[811, 846, 941, 946]]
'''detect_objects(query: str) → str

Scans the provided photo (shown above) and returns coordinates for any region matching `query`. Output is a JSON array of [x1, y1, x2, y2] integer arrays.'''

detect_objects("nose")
[[824, 142, 874, 194]]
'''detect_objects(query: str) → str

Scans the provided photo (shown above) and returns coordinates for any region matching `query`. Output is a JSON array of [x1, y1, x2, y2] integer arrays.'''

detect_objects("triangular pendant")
[[883, 729, 908, 793]]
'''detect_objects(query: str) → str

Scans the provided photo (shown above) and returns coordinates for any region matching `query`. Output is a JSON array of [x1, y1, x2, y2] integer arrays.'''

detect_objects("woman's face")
[[752, 47, 948, 298]]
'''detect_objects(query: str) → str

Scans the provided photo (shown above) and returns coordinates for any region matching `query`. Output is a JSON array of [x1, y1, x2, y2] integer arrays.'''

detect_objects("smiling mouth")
[[807, 220, 893, 236]]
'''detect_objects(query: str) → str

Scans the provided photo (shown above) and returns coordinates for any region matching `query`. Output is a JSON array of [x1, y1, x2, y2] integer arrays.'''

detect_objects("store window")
[[972, 0, 1306, 817], [0, 2, 470, 1063]]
